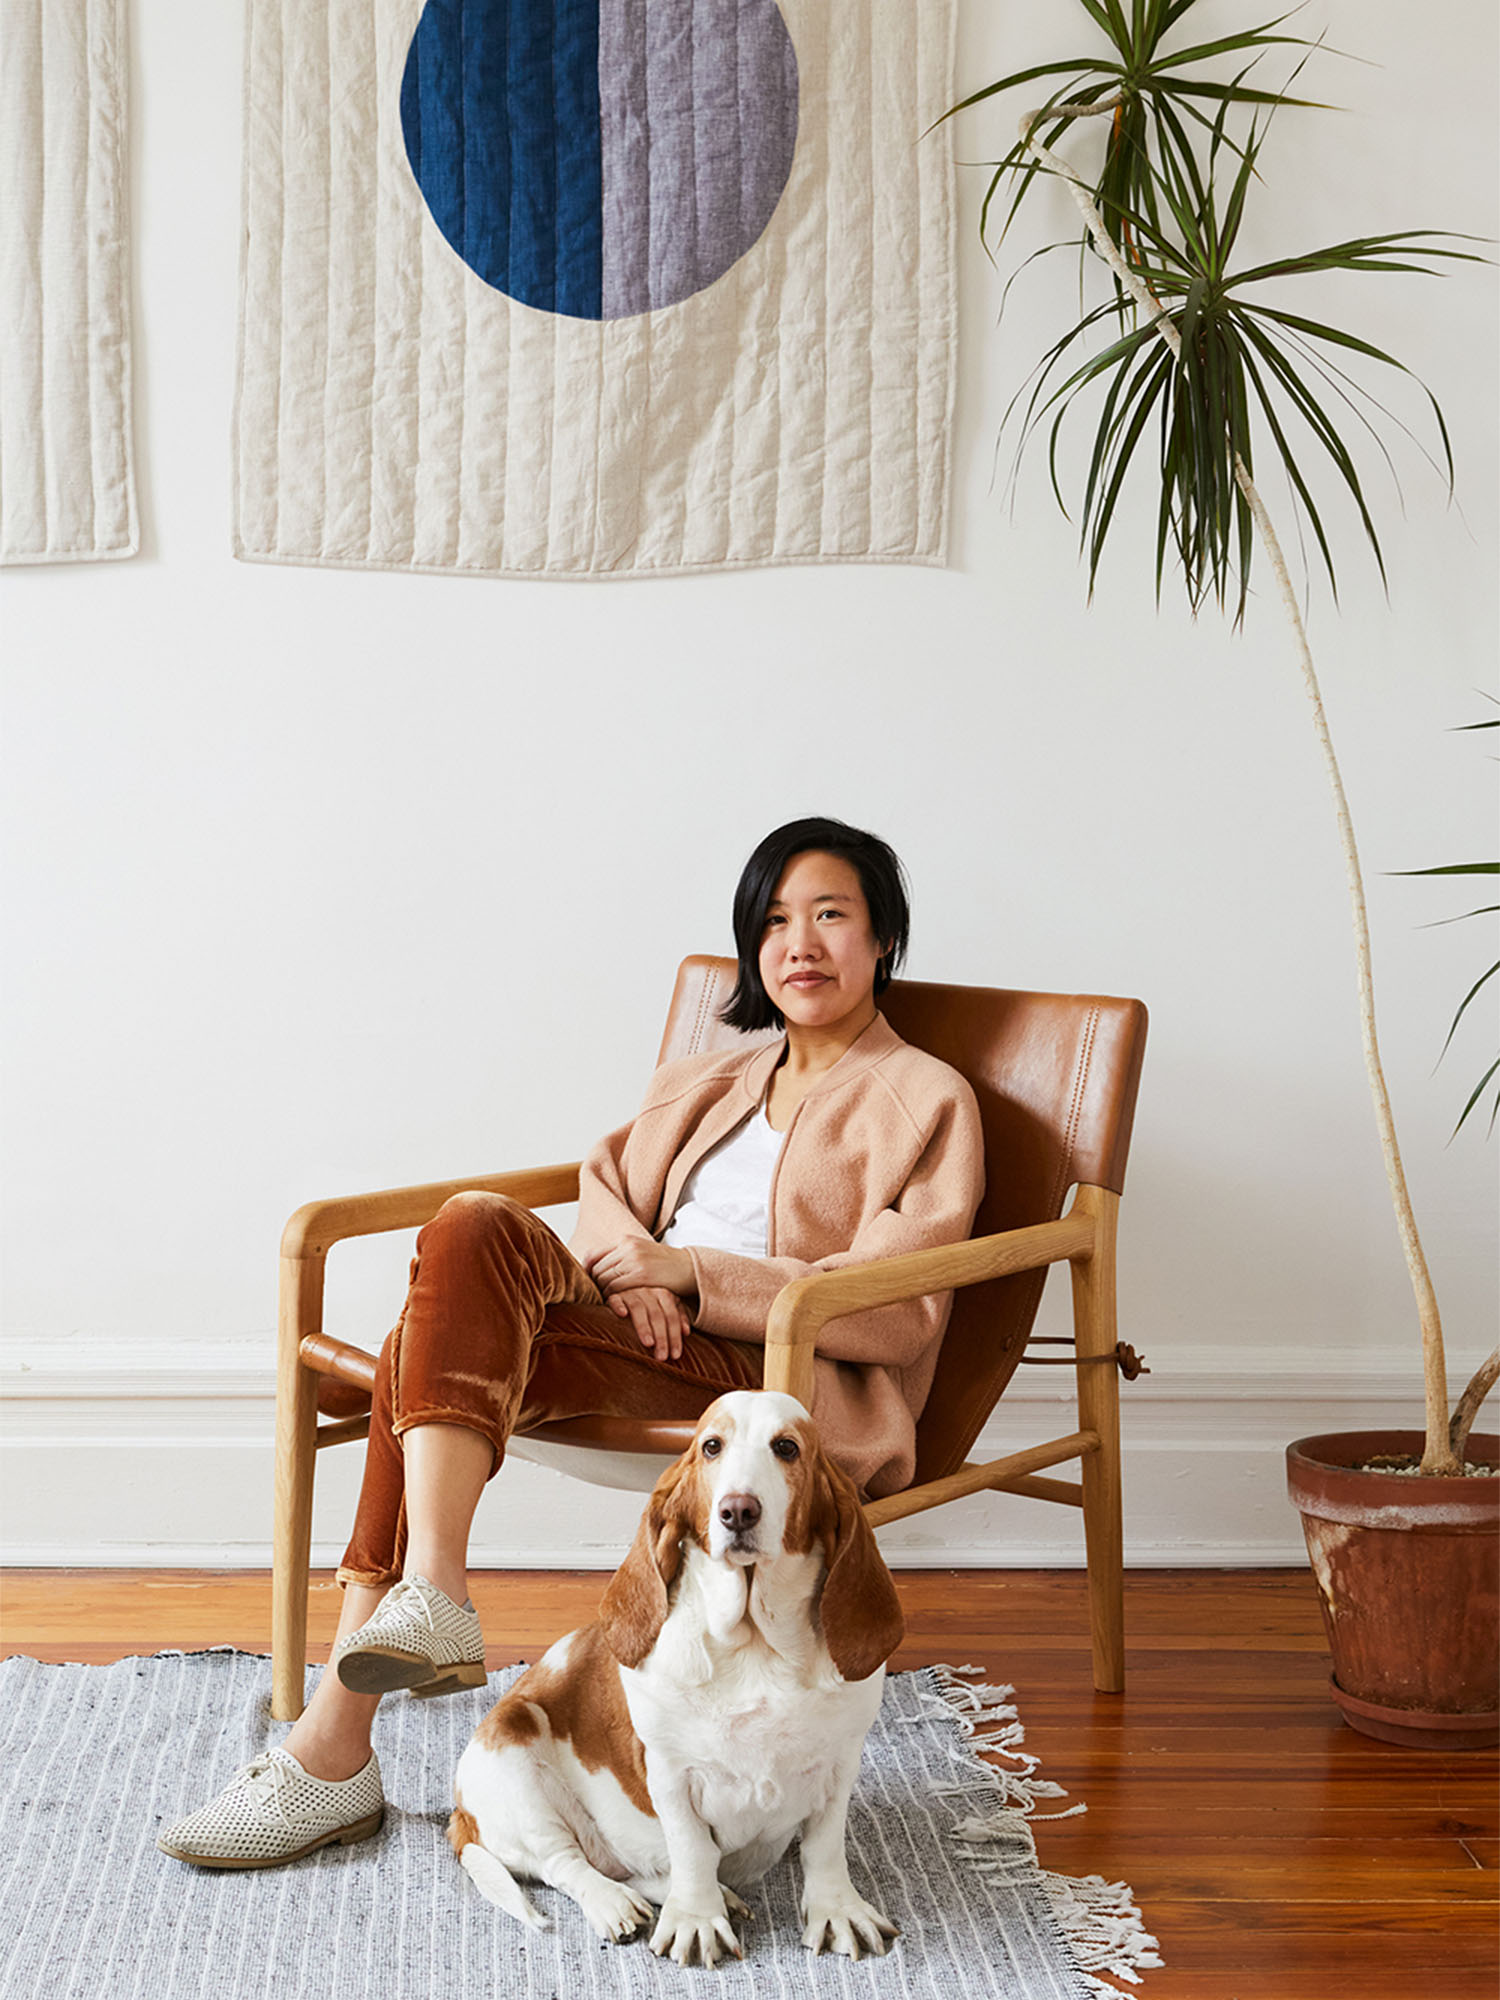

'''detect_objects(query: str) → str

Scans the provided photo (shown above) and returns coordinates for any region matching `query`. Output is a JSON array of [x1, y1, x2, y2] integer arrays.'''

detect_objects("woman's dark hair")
[[721, 817, 911, 1033]]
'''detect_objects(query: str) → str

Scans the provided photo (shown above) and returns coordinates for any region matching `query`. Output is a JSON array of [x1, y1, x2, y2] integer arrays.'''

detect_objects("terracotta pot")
[[1285, 1429, 1499, 1750]]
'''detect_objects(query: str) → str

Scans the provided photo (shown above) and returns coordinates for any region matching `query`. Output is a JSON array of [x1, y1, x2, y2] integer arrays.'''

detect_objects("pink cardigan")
[[570, 1012, 985, 1496]]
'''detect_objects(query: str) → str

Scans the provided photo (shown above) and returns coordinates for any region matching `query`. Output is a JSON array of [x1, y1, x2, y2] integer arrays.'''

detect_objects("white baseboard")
[[0, 1334, 1434, 1570]]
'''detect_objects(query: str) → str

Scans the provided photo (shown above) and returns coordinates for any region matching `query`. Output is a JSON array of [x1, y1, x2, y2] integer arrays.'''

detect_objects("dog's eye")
[[772, 1437, 800, 1461], [701, 1436, 723, 1458]]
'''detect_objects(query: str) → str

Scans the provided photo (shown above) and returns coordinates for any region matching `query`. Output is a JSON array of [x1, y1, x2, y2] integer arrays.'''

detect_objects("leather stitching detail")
[[1050, 1003, 1099, 1216], [688, 965, 719, 1054]]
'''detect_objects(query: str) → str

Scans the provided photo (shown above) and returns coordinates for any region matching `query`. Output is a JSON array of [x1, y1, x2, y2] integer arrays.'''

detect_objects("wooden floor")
[[2, 1567, 1495, 1998]]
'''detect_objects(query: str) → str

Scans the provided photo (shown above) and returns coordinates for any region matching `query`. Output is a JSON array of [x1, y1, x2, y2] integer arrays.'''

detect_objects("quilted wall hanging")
[[0, 0, 138, 565], [233, 0, 955, 578]]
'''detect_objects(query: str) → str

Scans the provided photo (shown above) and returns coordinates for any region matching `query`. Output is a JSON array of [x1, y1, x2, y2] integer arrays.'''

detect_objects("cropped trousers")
[[337, 1191, 763, 1587]]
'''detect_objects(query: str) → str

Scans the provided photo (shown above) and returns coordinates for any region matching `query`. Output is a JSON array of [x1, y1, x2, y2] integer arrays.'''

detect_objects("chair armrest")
[[280, 1163, 583, 1259], [763, 1205, 1096, 1380]]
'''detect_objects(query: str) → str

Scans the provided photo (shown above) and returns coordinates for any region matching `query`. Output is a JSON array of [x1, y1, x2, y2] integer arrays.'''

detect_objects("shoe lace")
[[382, 1577, 440, 1633], [236, 1753, 297, 1828]]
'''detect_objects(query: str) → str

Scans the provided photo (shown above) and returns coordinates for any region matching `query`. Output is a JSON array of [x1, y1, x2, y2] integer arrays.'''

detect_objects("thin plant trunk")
[[1020, 106, 1459, 1473], [1451, 1348, 1500, 1462]]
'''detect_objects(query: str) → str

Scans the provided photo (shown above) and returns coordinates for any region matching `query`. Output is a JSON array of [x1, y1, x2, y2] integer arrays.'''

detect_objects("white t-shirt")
[[660, 1109, 785, 1259]]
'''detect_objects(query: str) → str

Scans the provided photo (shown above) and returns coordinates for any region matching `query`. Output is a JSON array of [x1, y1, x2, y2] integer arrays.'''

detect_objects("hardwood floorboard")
[[1140, 1924, 1499, 2000], [1154, 1901, 1498, 1936], [1033, 1801, 1499, 1843], [2, 1566, 1494, 2000]]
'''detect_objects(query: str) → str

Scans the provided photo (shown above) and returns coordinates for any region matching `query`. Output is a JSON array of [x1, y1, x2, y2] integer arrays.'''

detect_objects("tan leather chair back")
[[659, 957, 1148, 1485]]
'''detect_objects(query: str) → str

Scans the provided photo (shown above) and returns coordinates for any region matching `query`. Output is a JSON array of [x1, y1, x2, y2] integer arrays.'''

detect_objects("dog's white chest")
[[640, 1679, 849, 1859], [623, 1552, 882, 1852]]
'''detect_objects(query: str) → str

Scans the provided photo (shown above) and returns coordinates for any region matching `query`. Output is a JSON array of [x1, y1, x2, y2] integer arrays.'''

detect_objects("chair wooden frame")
[[272, 1166, 1129, 1721]]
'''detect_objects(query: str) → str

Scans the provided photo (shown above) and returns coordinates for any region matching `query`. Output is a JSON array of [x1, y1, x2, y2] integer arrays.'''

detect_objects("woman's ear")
[[598, 1456, 699, 1668], [810, 1451, 905, 1683]]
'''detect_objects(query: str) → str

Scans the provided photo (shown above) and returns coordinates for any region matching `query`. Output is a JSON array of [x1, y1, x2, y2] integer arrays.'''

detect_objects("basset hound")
[[448, 1390, 906, 1966]]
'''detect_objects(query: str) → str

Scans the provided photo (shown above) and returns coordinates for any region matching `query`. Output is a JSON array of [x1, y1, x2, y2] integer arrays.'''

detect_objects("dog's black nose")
[[718, 1493, 761, 1534]]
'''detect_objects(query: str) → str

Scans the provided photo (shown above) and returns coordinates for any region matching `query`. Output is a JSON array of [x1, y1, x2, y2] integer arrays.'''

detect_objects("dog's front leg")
[[798, 1752, 899, 1960], [526, 1824, 656, 1945], [646, 1765, 741, 1968]]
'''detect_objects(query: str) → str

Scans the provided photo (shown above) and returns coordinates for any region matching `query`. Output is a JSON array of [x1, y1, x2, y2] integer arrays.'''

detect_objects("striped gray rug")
[[0, 1653, 1158, 2000]]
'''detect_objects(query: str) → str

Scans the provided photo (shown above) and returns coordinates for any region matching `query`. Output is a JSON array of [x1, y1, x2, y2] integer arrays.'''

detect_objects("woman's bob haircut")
[[720, 817, 911, 1034]]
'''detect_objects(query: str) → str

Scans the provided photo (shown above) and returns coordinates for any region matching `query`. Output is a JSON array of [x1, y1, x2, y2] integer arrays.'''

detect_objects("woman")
[[159, 817, 984, 1870]]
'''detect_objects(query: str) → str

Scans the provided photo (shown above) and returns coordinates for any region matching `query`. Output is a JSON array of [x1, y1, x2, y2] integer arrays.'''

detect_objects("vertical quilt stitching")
[[235, 0, 953, 575]]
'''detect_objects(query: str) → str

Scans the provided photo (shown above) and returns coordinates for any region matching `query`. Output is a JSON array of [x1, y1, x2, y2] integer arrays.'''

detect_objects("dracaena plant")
[[950, 0, 1494, 1471]]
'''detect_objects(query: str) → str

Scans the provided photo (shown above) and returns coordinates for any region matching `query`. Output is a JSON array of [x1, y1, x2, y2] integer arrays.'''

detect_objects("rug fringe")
[[1039, 1868, 1164, 1995], [923, 1665, 1162, 1995], [919, 1664, 1080, 1818]]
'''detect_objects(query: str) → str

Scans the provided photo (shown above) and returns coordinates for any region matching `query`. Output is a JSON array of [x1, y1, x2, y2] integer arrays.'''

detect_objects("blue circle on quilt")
[[400, 0, 800, 322]]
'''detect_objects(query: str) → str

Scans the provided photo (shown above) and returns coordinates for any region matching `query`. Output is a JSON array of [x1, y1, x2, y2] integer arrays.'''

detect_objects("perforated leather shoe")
[[157, 1746, 384, 1868], [332, 1573, 487, 1697]]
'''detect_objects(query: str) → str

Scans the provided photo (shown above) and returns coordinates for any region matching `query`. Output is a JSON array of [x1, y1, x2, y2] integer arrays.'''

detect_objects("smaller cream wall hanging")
[[0, 0, 138, 564], [233, 0, 956, 579]]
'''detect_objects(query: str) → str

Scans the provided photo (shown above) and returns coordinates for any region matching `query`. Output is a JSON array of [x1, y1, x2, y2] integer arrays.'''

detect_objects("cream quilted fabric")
[[0, 0, 137, 563], [233, 0, 955, 577]]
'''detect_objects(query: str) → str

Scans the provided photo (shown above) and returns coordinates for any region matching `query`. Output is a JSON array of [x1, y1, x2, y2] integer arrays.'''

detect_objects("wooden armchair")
[[273, 957, 1148, 1720]]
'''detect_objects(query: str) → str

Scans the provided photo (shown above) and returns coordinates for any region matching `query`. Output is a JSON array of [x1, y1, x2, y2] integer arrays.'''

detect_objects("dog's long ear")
[[811, 1451, 905, 1683], [598, 1455, 700, 1668]]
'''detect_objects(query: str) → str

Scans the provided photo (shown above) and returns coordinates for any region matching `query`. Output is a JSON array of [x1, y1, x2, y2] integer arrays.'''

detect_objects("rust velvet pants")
[[337, 1192, 764, 1587]]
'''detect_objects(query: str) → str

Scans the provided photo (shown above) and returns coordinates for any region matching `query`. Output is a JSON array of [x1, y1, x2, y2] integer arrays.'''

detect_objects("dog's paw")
[[580, 1877, 653, 1944], [720, 1885, 753, 1921], [649, 1895, 743, 1967], [800, 1890, 900, 1960]]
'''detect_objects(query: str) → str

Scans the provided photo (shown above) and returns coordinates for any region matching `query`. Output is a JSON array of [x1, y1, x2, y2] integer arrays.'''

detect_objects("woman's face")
[[758, 850, 887, 1035]]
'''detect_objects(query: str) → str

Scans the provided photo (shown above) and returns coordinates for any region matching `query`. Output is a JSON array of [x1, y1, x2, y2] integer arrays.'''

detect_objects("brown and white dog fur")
[[448, 1390, 906, 1966]]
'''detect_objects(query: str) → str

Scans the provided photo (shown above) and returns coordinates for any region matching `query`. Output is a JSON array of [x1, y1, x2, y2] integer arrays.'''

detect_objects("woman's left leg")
[[278, 1414, 495, 1779], [392, 1422, 494, 1611], [334, 1191, 605, 1595]]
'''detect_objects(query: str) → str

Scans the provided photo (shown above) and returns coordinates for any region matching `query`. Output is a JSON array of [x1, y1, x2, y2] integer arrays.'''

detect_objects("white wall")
[[2, 0, 1496, 1570]]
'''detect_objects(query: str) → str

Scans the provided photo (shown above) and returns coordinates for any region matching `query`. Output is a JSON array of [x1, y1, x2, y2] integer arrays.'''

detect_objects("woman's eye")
[[772, 1437, 800, 1461], [702, 1437, 723, 1458]]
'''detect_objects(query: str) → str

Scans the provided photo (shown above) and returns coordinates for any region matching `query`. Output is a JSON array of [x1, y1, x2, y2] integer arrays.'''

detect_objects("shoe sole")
[[335, 1644, 487, 1697], [157, 1807, 385, 1869], [410, 1668, 488, 1699]]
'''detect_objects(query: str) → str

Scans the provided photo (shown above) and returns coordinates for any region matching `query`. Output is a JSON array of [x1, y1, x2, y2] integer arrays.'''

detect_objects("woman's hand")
[[588, 1240, 698, 1360], [607, 1285, 693, 1362], [588, 1238, 698, 1301]]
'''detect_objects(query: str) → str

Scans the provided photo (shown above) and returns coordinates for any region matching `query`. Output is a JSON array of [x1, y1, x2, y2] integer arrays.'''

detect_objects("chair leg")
[[272, 1251, 325, 1721], [1070, 1186, 1125, 1693]]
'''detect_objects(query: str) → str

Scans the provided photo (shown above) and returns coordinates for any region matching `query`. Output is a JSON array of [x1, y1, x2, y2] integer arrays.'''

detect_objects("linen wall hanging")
[[233, 0, 955, 578], [0, 0, 138, 564]]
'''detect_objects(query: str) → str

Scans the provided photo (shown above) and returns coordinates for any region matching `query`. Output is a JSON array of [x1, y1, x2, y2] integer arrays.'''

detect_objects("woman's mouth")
[[786, 973, 829, 988]]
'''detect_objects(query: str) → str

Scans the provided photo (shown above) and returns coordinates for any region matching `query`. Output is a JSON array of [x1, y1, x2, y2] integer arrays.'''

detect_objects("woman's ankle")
[[403, 1559, 470, 1607], [281, 1650, 381, 1781], [281, 1718, 374, 1782]]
